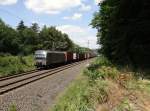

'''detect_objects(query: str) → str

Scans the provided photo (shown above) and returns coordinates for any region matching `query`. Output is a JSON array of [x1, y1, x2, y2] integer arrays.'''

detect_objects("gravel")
[[0, 59, 93, 111]]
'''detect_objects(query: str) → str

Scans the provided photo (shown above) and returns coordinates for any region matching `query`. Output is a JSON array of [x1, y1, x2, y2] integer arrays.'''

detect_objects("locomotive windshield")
[[35, 50, 47, 59], [35, 54, 46, 59]]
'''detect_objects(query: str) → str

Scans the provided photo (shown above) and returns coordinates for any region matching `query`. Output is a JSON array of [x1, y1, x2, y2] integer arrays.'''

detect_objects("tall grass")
[[52, 56, 150, 111], [53, 77, 90, 111], [114, 99, 133, 111], [9, 104, 17, 111], [52, 76, 109, 111], [0, 55, 35, 77], [52, 57, 112, 111], [84, 56, 118, 82]]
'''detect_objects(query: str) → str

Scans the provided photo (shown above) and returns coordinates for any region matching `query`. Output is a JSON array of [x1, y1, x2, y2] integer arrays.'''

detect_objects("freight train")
[[35, 50, 96, 68]]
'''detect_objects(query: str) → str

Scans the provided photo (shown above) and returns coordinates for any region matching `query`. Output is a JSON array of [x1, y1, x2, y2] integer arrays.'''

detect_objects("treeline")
[[0, 19, 88, 55], [91, 0, 150, 68]]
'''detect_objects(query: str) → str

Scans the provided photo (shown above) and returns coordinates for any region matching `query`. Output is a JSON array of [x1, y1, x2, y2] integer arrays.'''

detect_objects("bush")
[[84, 69, 103, 82], [98, 66, 119, 80], [87, 56, 112, 71], [84, 57, 118, 82], [0, 55, 35, 76]]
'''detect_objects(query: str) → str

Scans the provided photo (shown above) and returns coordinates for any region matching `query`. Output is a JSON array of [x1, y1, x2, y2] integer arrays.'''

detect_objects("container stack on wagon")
[[79, 53, 84, 61], [73, 53, 77, 62], [65, 52, 73, 63]]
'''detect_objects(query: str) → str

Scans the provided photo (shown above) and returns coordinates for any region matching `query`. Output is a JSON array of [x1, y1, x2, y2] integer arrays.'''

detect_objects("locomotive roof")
[[35, 50, 66, 54]]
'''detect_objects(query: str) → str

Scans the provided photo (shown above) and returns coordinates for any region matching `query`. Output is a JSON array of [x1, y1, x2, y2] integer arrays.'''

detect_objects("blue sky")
[[0, 0, 101, 49]]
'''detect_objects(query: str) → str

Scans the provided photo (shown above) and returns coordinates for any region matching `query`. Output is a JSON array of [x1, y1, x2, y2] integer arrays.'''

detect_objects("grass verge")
[[52, 56, 150, 111], [0, 55, 35, 77], [52, 76, 109, 111]]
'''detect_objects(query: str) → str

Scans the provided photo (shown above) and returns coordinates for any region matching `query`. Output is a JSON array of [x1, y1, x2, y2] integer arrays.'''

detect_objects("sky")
[[0, 0, 102, 49]]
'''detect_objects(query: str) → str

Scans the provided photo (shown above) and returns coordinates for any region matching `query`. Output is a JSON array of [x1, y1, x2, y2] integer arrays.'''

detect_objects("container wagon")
[[73, 53, 77, 62], [79, 53, 85, 61]]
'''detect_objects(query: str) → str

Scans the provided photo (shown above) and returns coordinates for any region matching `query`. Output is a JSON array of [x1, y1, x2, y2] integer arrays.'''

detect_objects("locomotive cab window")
[[35, 54, 46, 59]]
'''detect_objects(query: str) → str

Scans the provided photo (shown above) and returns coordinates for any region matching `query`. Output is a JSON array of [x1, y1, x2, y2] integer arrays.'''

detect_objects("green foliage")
[[39, 26, 74, 51], [9, 104, 17, 111], [0, 55, 35, 76], [91, 0, 150, 68], [84, 69, 102, 82], [0, 19, 20, 55], [87, 80, 109, 106], [53, 56, 150, 111], [71, 44, 90, 54], [98, 66, 119, 80], [84, 56, 117, 82], [17, 20, 27, 31], [114, 99, 133, 111], [88, 56, 112, 71], [0, 19, 91, 77], [125, 79, 150, 94], [139, 81, 150, 93], [52, 76, 109, 111], [53, 78, 90, 111], [52, 57, 112, 111], [0, 19, 79, 55]]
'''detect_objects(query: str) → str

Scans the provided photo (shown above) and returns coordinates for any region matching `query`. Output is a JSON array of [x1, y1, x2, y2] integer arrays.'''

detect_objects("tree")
[[0, 19, 20, 55], [16, 21, 41, 55], [17, 20, 26, 32], [31, 23, 40, 33], [39, 26, 74, 51], [91, 0, 150, 68], [0, 19, 77, 55]]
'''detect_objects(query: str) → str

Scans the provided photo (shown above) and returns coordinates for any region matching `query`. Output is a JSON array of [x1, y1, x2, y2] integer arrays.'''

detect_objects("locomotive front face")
[[35, 50, 47, 67]]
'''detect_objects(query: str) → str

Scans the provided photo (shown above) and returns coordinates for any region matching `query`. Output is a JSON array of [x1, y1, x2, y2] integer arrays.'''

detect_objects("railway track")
[[0, 61, 85, 95], [0, 69, 39, 81]]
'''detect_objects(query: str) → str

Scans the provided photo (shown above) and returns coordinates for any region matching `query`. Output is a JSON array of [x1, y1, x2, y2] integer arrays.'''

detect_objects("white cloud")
[[0, 0, 17, 5], [57, 25, 99, 49], [63, 13, 82, 20], [95, 0, 104, 4], [80, 4, 91, 11], [24, 0, 82, 14]]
